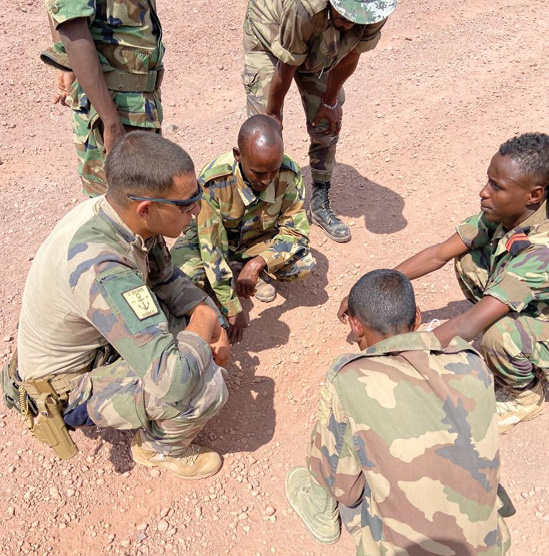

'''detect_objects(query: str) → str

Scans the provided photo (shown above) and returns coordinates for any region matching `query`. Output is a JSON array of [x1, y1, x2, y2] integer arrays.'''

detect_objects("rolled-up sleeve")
[[456, 212, 498, 251], [354, 19, 387, 54], [485, 246, 549, 312], [270, 3, 317, 65], [46, 0, 96, 28]]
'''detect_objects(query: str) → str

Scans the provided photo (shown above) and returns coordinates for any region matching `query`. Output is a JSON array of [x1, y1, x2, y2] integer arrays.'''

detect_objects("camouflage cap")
[[329, 0, 397, 24]]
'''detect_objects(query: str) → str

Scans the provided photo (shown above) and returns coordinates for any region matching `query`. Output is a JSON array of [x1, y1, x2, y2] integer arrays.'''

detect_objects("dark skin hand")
[[236, 256, 267, 299], [266, 49, 361, 136], [53, 70, 76, 106], [313, 50, 361, 136], [227, 312, 248, 345], [55, 17, 125, 153]]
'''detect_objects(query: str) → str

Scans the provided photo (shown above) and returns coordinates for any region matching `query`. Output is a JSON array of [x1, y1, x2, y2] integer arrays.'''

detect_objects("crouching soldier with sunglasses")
[[3, 132, 229, 479]]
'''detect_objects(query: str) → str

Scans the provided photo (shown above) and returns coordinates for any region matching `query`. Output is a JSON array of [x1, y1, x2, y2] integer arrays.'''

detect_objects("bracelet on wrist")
[[321, 98, 338, 110]]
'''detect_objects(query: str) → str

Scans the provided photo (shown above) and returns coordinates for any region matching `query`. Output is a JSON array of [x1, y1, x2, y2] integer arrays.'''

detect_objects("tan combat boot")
[[496, 380, 546, 434], [254, 273, 276, 303], [130, 433, 222, 479]]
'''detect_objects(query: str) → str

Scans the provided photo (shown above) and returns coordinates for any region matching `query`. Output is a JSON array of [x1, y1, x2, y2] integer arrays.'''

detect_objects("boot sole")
[[498, 404, 545, 434], [131, 450, 222, 480], [309, 212, 351, 243], [285, 467, 341, 545], [254, 292, 276, 303]]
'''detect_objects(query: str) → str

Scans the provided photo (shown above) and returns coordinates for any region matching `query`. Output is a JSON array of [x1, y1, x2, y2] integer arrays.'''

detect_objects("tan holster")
[[8, 350, 92, 460]]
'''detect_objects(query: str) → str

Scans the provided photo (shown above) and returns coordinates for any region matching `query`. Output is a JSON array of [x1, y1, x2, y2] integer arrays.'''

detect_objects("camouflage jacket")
[[308, 331, 510, 555], [456, 201, 549, 320], [189, 150, 310, 317], [244, 0, 393, 74], [17, 197, 216, 405], [43, 0, 164, 128]]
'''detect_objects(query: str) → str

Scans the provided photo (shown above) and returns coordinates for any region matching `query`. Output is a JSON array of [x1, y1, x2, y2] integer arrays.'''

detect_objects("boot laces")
[[178, 444, 200, 465]]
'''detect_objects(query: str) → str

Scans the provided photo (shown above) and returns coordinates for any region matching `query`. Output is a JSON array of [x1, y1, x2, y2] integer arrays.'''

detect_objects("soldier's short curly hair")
[[348, 269, 416, 336], [105, 131, 195, 206], [499, 133, 549, 188]]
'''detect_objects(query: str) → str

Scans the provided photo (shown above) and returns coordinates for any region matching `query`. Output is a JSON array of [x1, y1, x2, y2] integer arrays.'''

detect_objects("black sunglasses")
[[127, 187, 203, 207]]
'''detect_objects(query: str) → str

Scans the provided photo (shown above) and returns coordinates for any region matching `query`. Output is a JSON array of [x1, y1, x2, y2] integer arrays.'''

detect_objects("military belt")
[[103, 68, 164, 93]]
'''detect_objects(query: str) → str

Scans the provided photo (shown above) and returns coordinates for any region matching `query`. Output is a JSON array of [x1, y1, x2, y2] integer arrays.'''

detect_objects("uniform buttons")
[[51, 5, 59, 13]]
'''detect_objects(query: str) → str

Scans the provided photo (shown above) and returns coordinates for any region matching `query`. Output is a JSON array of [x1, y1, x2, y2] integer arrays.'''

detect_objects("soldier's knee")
[[481, 317, 520, 360], [277, 249, 315, 281]]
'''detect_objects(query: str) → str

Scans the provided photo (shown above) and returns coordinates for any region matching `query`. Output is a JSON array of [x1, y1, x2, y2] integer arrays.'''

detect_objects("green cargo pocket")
[[85, 369, 147, 431]]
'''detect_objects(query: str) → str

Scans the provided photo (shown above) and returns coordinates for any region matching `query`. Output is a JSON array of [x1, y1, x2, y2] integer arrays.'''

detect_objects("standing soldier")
[[242, 0, 397, 242], [42, 0, 164, 197]]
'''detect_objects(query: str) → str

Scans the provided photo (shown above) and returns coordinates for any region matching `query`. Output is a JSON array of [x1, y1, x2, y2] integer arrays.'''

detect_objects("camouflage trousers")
[[243, 42, 344, 183], [172, 229, 315, 286], [456, 250, 549, 389], [70, 89, 162, 198], [67, 312, 227, 457]]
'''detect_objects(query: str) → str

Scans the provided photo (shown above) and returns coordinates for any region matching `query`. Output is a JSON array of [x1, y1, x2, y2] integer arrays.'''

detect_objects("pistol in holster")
[[2, 349, 89, 460], [25, 379, 79, 460]]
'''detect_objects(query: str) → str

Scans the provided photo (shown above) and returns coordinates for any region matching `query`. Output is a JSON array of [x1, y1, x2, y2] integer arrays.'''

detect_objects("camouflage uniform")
[[43, 0, 164, 197], [243, 0, 390, 182], [171, 151, 315, 317], [455, 201, 549, 390], [307, 331, 511, 555], [17, 197, 227, 456]]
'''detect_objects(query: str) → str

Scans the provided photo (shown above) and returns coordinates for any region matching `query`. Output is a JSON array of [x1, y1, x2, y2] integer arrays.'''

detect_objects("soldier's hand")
[[312, 101, 342, 136], [237, 257, 266, 299], [103, 120, 126, 155], [53, 71, 76, 106], [337, 295, 349, 324], [266, 112, 283, 131], [210, 327, 230, 367], [228, 312, 248, 345]]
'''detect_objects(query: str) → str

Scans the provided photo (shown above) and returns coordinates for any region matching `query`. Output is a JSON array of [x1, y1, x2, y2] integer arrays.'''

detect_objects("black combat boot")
[[309, 181, 351, 243]]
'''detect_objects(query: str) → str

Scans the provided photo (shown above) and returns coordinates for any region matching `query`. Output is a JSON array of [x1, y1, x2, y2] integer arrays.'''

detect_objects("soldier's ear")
[[233, 147, 241, 163], [528, 184, 546, 205], [349, 315, 365, 341], [413, 307, 422, 331], [136, 200, 153, 221]]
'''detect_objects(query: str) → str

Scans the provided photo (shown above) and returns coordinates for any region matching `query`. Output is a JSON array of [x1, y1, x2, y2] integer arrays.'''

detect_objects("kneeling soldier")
[[289, 270, 511, 554], [5, 132, 229, 479], [171, 115, 315, 344]]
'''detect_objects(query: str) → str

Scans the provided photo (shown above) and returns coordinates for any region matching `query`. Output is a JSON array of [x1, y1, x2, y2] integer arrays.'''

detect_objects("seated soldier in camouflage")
[[288, 270, 511, 554], [13, 132, 229, 479], [343, 133, 548, 434], [171, 115, 315, 344]]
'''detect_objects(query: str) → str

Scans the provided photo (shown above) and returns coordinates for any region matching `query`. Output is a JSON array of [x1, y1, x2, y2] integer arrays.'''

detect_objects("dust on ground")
[[0, 0, 548, 554]]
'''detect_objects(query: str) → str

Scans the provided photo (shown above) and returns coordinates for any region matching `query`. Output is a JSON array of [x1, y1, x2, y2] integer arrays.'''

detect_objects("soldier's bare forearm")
[[433, 296, 510, 347], [395, 234, 469, 281], [186, 304, 220, 345], [266, 61, 298, 117], [324, 50, 360, 103], [57, 18, 120, 128]]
